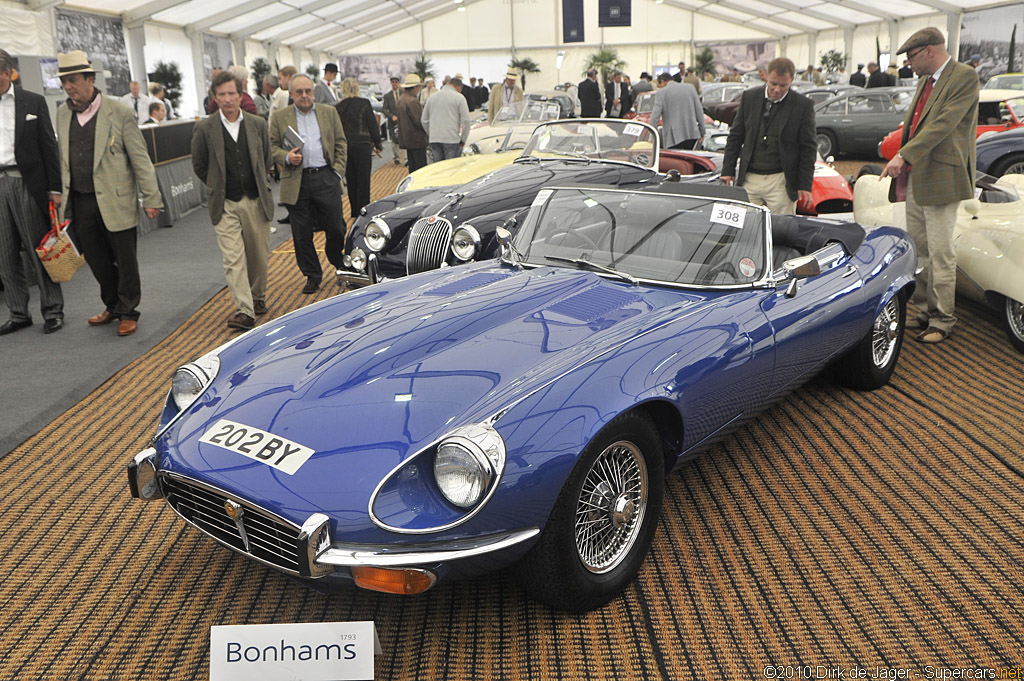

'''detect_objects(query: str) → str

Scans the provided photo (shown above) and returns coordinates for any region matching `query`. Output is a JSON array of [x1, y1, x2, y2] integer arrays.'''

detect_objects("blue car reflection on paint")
[[129, 184, 916, 612]]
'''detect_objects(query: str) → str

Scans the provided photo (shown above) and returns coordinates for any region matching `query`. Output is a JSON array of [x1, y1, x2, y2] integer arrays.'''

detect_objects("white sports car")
[[854, 172, 1024, 352]]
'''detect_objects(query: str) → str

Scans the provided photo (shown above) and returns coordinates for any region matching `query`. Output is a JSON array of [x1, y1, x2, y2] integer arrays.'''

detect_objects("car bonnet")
[[157, 263, 707, 527]]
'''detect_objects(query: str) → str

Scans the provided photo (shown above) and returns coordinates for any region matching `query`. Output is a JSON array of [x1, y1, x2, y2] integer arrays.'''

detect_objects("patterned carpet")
[[1, 162, 1022, 680]]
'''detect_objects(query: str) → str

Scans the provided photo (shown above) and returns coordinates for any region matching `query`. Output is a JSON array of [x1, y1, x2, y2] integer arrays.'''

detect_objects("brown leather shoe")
[[253, 299, 267, 316], [227, 312, 255, 331], [88, 310, 117, 326], [117, 319, 137, 336]]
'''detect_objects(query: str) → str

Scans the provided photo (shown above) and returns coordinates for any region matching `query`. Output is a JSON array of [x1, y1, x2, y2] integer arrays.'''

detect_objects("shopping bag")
[[35, 201, 85, 283]]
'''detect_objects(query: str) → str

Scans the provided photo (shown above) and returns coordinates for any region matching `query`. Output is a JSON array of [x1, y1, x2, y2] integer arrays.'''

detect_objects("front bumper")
[[337, 253, 383, 288], [129, 458, 538, 588]]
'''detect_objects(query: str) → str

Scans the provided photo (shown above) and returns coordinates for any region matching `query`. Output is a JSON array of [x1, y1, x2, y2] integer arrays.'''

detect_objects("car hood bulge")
[[160, 264, 703, 528]]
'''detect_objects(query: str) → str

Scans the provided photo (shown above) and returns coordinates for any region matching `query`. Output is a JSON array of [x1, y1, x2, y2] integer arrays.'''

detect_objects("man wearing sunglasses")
[[721, 57, 816, 215], [880, 27, 979, 345]]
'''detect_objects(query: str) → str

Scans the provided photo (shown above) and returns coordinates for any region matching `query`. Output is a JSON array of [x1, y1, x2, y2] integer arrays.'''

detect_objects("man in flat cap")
[[880, 27, 979, 345]]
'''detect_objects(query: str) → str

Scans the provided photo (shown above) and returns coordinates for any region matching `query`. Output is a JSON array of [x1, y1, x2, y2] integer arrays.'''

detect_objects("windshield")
[[513, 187, 767, 286], [521, 120, 659, 169], [635, 91, 656, 114], [491, 99, 562, 125], [986, 74, 1024, 90]]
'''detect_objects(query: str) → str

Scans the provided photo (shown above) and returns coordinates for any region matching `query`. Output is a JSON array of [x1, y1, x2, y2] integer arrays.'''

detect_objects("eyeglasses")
[[907, 46, 929, 61], [292, 88, 314, 95]]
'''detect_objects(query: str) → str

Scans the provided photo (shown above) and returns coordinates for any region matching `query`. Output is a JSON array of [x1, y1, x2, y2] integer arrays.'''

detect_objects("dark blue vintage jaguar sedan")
[[129, 184, 915, 611]]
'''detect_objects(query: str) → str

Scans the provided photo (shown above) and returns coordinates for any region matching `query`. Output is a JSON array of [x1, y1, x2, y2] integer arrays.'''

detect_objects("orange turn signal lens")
[[351, 566, 436, 595]]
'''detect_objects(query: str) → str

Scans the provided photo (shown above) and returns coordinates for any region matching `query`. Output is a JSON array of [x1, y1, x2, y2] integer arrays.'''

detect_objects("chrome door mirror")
[[783, 255, 821, 298]]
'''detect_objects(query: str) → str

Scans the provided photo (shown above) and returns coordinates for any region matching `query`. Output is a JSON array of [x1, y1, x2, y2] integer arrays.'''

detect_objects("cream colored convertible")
[[854, 172, 1024, 352]]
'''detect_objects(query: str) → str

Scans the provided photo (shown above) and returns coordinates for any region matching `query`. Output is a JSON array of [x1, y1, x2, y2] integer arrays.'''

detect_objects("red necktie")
[[909, 77, 934, 137]]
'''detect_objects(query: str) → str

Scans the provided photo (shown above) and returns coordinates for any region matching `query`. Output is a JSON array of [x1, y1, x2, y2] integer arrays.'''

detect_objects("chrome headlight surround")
[[451, 224, 481, 262], [171, 354, 220, 412], [364, 217, 391, 253], [433, 423, 505, 508], [349, 247, 367, 272], [396, 176, 414, 193]]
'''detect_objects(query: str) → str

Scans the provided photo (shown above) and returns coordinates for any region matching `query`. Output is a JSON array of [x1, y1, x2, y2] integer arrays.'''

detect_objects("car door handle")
[[842, 264, 859, 278]]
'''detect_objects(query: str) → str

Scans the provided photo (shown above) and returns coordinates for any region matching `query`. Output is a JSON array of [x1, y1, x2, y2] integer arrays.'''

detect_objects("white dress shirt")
[[0, 85, 17, 167]]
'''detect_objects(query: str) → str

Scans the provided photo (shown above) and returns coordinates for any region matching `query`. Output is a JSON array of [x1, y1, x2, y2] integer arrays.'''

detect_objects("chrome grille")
[[407, 216, 453, 275], [161, 473, 302, 574]]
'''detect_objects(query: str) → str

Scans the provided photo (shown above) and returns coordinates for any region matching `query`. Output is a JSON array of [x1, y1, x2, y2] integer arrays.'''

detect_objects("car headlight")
[[451, 224, 481, 261], [350, 247, 367, 272], [170, 354, 220, 412], [364, 218, 390, 253], [396, 176, 413, 193], [433, 424, 505, 508]]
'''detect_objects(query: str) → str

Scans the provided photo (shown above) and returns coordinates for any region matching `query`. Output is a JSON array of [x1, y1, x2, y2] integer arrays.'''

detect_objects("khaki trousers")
[[905, 180, 959, 332], [214, 196, 271, 318], [741, 172, 796, 215]]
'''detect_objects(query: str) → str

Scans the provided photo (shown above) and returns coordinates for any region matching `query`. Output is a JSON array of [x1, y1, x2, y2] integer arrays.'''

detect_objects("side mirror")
[[963, 198, 981, 217], [496, 226, 513, 253], [782, 255, 821, 298], [666, 169, 681, 182]]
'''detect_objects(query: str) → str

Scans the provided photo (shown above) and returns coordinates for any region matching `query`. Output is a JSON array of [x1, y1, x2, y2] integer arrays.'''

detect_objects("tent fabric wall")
[[0, 1, 53, 56]]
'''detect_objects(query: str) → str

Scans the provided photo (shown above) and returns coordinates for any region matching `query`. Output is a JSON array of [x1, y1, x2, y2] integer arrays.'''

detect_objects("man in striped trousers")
[[0, 49, 64, 335]]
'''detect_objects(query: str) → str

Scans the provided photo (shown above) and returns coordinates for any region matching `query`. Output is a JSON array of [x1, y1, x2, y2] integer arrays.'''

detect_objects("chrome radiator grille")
[[407, 216, 453, 275], [162, 473, 302, 575]]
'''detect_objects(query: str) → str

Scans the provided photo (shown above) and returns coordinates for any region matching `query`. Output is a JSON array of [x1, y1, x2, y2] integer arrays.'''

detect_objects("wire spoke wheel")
[[574, 440, 648, 574], [871, 296, 900, 368]]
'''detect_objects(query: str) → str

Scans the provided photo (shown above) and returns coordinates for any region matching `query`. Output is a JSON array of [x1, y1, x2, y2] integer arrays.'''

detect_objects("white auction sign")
[[210, 621, 380, 681]]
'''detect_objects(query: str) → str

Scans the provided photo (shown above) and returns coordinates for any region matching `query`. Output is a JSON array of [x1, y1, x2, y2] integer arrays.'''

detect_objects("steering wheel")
[[545, 229, 599, 250], [602, 150, 635, 162], [703, 260, 740, 281]]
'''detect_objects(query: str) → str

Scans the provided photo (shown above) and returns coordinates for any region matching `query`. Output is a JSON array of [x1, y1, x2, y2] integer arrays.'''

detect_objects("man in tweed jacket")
[[56, 51, 163, 337], [881, 28, 979, 344]]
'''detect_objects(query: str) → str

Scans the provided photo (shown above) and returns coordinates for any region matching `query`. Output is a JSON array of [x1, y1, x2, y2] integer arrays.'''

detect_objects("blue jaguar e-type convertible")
[[129, 184, 916, 611]]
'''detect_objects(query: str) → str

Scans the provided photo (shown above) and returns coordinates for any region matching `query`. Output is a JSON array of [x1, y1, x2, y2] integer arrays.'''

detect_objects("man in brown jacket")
[[881, 27, 979, 344], [192, 70, 275, 331], [396, 73, 428, 172]]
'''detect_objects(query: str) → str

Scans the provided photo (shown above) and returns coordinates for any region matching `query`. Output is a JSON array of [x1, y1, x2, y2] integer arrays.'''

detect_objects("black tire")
[[988, 153, 1024, 178], [832, 289, 906, 390], [516, 410, 665, 612], [857, 163, 883, 178], [816, 130, 837, 158], [1001, 295, 1024, 353]]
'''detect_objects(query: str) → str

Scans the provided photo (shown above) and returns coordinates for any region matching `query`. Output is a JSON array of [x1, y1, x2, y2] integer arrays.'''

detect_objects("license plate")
[[199, 419, 315, 475]]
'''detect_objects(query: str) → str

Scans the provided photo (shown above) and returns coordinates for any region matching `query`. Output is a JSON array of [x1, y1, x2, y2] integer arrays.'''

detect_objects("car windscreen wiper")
[[544, 254, 638, 285]]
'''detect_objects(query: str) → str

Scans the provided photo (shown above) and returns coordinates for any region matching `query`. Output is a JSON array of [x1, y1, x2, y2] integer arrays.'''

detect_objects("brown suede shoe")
[[88, 310, 117, 326], [253, 299, 267, 316], [117, 319, 137, 336], [227, 312, 255, 331]]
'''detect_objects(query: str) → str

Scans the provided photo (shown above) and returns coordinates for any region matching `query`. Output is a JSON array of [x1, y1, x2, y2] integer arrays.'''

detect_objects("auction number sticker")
[[623, 123, 644, 137], [710, 202, 747, 229], [532, 189, 554, 208], [199, 419, 315, 475]]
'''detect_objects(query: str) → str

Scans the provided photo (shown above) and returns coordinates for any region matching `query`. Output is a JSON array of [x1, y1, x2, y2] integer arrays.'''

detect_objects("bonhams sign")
[[210, 622, 380, 681]]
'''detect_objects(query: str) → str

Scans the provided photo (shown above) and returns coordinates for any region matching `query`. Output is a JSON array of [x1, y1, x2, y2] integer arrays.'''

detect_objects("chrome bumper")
[[316, 528, 540, 568]]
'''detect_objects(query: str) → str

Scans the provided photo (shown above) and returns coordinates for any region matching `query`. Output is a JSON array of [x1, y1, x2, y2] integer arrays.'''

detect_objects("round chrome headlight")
[[171, 355, 220, 411], [433, 424, 505, 508], [396, 176, 413, 193], [434, 442, 491, 507], [364, 218, 391, 253], [451, 225, 481, 261], [350, 247, 367, 272]]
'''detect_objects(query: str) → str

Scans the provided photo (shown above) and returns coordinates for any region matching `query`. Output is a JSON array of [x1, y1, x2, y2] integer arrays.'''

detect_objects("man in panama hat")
[[487, 69, 523, 124], [55, 50, 163, 337]]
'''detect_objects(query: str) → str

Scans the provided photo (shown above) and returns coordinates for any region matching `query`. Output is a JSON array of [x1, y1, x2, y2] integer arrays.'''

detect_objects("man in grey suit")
[[649, 73, 706, 150], [382, 76, 405, 165], [191, 70, 275, 331], [0, 49, 64, 335]]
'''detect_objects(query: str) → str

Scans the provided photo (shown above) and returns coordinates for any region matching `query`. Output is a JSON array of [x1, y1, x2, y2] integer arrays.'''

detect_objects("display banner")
[[55, 8, 131, 96], [210, 621, 381, 681], [562, 0, 585, 43], [598, 0, 631, 27]]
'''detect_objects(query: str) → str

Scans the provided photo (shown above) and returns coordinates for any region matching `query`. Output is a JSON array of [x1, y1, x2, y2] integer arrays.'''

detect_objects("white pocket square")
[[25, 113, 38, 121]]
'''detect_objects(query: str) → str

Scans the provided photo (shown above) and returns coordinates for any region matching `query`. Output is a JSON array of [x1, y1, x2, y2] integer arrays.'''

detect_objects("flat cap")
[[896, 27, 945, 55]]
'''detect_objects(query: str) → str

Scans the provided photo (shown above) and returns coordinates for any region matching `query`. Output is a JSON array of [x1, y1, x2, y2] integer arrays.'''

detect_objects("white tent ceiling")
[[29, 0, 992, 53]]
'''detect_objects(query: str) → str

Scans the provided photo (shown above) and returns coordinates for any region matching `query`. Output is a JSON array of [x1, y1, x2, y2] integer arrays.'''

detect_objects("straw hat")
[[403, 73, 422, 88], [505, 69, 519, 80], [57, 51, 95, 77]]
